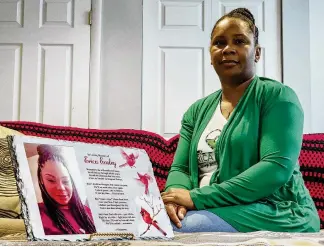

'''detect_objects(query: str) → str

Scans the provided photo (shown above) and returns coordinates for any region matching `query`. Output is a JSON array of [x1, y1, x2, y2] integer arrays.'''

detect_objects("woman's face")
[[41, 160, 73, 206], [210, 17, 260, 82]]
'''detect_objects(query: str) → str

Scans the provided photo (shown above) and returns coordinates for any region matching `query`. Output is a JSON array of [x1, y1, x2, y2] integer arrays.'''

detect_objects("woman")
[[161, 8, 320, 233], [37, 144, 96, 235]]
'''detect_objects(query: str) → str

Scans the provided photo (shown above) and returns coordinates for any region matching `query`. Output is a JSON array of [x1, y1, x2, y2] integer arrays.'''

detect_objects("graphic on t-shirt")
[[197, 104, 226, 187], [197, 129, 221, 170], [205, 129, 221, 150]]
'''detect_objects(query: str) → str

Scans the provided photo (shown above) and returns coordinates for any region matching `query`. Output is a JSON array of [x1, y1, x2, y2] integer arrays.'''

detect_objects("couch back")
[[1, 121, 324, 229], [299, 134, 324, 228]]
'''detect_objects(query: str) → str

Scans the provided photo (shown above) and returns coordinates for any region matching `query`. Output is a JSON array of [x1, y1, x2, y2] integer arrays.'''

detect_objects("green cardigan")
[[165, 76, 320, 232]]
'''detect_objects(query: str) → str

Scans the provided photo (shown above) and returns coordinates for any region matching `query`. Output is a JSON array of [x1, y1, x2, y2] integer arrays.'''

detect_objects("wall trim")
[[89, 0, 102, 128]]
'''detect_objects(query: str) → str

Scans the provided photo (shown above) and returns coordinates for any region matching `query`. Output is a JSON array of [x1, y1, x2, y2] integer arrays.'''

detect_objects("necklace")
[[220, 98, 235, 120]]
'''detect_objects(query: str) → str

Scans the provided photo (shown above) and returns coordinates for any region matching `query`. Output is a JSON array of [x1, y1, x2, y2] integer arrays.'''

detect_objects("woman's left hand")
[[161, 188, 195, 210]]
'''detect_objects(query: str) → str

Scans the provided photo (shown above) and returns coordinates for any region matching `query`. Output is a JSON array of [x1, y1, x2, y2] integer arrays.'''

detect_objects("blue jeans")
[[172, 210, 238, 233]]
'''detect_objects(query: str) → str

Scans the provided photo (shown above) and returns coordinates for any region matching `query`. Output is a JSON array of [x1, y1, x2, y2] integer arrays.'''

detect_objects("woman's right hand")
[[165, 203, 187, 228]]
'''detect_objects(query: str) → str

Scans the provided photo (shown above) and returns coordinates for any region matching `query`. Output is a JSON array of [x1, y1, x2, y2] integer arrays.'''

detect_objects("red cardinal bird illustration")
[[119, 149, 139, 168], [140, 207, 167, 236], [136, 172, 153, 195]]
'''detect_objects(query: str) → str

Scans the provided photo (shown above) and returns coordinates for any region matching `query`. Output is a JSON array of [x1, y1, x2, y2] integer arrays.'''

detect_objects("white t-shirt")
[[197, 103, 227, 188]]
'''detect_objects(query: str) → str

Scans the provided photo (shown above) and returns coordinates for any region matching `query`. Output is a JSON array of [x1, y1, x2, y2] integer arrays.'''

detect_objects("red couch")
[[1, 121, 323, 230]]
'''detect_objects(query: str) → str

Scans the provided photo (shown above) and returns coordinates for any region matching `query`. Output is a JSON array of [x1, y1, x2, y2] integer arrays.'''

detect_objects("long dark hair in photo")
[[37, 144, 96, 234]]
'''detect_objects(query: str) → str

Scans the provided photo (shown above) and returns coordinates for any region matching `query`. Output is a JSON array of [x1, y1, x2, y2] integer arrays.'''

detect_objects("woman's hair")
[[211, 8, 259, 45], [37, 144, 96, 234]]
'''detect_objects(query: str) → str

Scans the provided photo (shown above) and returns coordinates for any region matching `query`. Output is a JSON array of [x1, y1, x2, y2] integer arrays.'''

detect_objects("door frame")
[[89, 0, 103, 128]]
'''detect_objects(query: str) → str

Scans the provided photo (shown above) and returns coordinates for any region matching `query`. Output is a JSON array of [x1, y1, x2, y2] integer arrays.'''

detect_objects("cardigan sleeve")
[[190, 98, 304, 209], [164, 107, 194, 192]]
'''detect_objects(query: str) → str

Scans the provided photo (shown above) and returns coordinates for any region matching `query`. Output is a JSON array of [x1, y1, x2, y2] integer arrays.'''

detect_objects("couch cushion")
[[0, 127, 26, 238], [299, 133, 324, 229], [0, 126, 21, 138], [0, 138, 21, 217], [0, 127, 23, 217]]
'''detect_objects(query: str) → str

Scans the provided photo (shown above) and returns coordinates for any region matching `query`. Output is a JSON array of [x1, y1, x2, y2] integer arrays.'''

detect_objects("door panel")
[[0, 0, 91, 128], [143, 0, 212, 138]]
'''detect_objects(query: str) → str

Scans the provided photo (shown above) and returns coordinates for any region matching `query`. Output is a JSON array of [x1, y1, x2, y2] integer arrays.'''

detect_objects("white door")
[[0, 0, 91, 128], [142, 0, 281, 138]]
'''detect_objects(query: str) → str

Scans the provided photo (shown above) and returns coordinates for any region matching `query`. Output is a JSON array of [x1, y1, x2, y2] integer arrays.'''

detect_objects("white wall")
[[99, 0, 142, 129], [282, 0, 311, 133], [283, 0, 324, 134], [309, 0, 324, 133]]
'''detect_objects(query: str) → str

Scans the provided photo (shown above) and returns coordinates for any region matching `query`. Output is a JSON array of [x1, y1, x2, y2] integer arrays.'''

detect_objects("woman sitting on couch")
[[161, 8, 320, 233]]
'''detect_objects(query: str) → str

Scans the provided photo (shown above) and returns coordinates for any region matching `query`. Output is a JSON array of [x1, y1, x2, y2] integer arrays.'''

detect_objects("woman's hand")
[[161, 188, 195, 210], [165, 203, 187, 228]]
